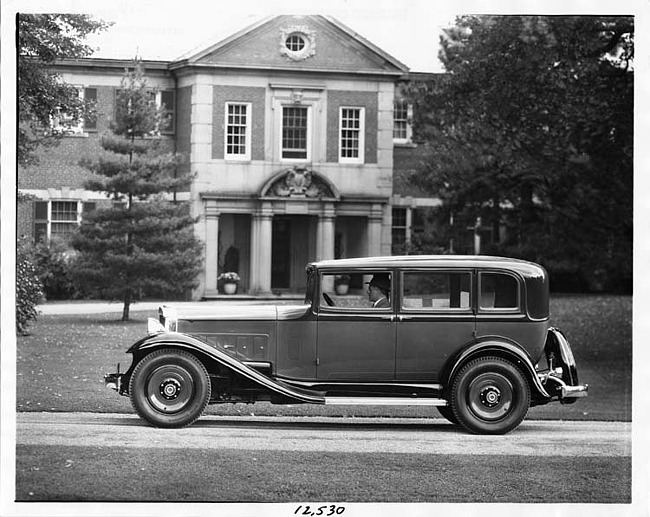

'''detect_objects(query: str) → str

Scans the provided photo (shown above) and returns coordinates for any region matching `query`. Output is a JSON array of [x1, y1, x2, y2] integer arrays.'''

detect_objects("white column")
[[249, 213, 261, 294], [204, 204, 220, 292], [368, 204, 384, 257], [316, 203, 336, 262], [258, 205, 273, 294]]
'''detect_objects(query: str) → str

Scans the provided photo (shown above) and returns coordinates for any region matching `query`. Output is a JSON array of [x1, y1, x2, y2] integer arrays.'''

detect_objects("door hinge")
[[315, 357, 320, 366]]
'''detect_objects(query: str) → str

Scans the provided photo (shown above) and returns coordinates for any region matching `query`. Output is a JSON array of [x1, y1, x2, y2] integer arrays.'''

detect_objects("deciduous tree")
[[18, 14, 111, 165], [406, 15, 633, 291]]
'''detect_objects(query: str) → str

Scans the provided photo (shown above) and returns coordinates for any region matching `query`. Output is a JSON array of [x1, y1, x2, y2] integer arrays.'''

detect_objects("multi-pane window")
[[51, 87, 97, 135], [33, 200, 96, 242], [282, 106, 309, 160], [159, 90, 175, 134], [339, 107, 364, 163], [285, 34, 305, 52], [225, 103, 251, 160], [118, 89, 176, 135], [392, 207, 408, 254], [83, 87, 98, 131], [50, 201, 78, 237], [393, 99, 412, 143]]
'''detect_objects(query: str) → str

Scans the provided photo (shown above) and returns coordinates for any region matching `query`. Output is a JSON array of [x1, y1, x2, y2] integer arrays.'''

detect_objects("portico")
[[200, 167, 388, 297]]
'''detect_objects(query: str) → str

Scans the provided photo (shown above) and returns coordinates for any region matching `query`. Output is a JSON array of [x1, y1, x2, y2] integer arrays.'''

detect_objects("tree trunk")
[[121, 287, 131, 321]]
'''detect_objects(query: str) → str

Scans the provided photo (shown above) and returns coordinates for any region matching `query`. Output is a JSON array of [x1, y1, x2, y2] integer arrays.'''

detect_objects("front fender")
[[125, 332, 326, 404], [445, 338, 551, 399]]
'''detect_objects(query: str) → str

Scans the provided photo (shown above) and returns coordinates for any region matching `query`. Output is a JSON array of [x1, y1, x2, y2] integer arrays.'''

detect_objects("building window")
[[225, 103, 251, 160], [159, 90, 176, 134], [51, 86, 96, 135], [392, 207, 408, 254], [117, 88, 176, 135], [33, 200, 95, 242], [282, 106, 309, 160], [393, 99, 412, 143], [83, 87, 98, 131], [285, 34, 305, 52], [339, 107, 365, 163]]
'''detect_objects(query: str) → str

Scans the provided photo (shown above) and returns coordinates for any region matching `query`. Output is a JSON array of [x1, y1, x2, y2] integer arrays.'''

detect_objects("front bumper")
[[104, 363, 127, 395]]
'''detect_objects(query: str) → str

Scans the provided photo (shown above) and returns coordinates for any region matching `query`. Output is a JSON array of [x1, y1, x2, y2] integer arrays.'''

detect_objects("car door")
[[316, 271, 396, 381], [395, 269, 476, 382]]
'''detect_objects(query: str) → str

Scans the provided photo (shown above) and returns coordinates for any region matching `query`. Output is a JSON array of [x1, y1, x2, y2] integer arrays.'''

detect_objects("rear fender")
[[444, 339, 551, 400], [126, 332, 325, 404]]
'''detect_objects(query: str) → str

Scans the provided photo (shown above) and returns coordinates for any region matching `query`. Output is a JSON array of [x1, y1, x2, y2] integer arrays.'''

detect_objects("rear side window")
[[402, 272, 471, 310], [480, 272, 519, 310]]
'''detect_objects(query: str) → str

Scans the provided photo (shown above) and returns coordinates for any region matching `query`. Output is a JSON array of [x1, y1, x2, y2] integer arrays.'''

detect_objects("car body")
[[105, 255, 588, 434]]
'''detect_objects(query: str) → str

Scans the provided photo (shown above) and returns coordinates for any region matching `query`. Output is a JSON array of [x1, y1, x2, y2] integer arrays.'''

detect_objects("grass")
[[16, 295, 632, 421], [15, 445, 631, 502]]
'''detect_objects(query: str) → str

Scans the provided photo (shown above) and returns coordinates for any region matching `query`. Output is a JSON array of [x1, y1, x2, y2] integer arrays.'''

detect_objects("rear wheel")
[[450, 356, 530, 434], [129, 348, 211, 428]]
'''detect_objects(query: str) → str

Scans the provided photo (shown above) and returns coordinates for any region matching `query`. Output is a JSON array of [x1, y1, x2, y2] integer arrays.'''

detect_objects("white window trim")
[[280, 104, 312, 163], [42, 200, 81, 239], [393, 100, 413, 145], [224, 102, 252, 161], [339, 106, 365, 164]]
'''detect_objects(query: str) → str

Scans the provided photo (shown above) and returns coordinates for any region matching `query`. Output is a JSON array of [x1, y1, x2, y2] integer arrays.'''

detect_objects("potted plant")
[[218, 272, 241, 295], [334, 274, 351, 295]]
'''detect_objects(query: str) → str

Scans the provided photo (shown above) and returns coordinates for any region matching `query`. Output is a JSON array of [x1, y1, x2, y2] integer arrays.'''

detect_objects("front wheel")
[[450, 356, 530, 434], [129, 348, 211, 428]]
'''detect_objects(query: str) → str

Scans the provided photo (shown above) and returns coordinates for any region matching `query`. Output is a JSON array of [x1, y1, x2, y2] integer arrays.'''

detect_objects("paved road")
[[16, 412, 631, 457]]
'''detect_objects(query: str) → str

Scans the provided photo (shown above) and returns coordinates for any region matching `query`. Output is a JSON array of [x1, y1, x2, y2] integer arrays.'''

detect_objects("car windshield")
[[304, 267, 317, 305]]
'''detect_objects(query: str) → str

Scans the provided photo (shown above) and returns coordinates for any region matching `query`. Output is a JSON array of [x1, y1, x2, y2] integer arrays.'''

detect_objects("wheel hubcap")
[[467, 373, 514, 421], [160, 378, 182, 400], [146, 365, 194, 413]]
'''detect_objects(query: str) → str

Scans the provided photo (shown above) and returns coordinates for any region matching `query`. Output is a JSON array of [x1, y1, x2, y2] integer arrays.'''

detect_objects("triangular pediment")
[[173, 15, 408, 76]]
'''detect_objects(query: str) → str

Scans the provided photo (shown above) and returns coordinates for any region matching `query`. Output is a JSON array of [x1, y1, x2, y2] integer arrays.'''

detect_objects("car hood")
[[160, 303, 311, 322]]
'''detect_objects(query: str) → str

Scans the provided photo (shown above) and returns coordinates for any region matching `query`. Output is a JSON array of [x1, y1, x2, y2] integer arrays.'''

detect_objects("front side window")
[[225, 102, 251, 160], [319, 272, 392, 310], [479, 272, 520, 310], [402, 271, 471, 310], [339, 107, 365, 163], [282, 106, 309, 160]]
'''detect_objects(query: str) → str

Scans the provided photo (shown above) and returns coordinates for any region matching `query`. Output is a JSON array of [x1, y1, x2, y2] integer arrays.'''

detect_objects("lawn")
[[16, 295, 632, 421]]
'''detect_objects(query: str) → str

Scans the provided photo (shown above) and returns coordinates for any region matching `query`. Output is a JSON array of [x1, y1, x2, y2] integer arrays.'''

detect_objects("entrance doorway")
[[272, 218, 291, 289], [271, 216, 316, 291]]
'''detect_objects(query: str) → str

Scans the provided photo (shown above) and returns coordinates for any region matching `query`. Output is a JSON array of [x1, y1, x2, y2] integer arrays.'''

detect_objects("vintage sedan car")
[[105, 255, 587, 434]]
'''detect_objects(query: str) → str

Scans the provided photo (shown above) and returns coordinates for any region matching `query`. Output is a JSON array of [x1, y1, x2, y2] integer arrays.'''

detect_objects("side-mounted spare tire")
[[129, 348, 211, 428], [450, 356, 530, 435]]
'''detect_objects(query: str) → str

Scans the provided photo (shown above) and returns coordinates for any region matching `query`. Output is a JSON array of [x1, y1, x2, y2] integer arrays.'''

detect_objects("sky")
[[8, 0, 645, 74]]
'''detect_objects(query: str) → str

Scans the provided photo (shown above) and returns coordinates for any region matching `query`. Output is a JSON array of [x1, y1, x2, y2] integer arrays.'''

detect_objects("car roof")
[[309, 255, 546, 278]]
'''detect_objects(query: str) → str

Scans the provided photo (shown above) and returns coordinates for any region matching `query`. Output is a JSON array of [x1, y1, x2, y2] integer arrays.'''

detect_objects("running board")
[[325, 397, 448, 407]]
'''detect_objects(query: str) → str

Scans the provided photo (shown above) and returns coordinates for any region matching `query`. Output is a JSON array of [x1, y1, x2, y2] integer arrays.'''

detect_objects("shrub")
[[33, 237, 84, 300], [16, 236, 43, 334]]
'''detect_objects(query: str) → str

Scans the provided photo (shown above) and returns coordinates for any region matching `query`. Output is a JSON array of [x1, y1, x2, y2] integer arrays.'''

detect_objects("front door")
[[316, 271, 396, 381]]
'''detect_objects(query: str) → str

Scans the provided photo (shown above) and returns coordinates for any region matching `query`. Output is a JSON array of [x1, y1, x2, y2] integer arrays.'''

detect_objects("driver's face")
[[368, 285, 380, 302]]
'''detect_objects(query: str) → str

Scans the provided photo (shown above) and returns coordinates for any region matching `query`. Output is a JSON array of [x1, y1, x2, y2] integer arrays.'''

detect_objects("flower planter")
[[223, 283, 238, 295], [335, 284, 349, 295]]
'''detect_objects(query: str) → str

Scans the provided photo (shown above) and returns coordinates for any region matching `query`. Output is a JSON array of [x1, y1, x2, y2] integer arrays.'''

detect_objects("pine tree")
[[71, 60, 203, 320]]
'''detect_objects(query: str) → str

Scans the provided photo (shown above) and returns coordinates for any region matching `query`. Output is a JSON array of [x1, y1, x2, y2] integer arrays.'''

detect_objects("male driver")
[[366, 274, 391, 308]]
